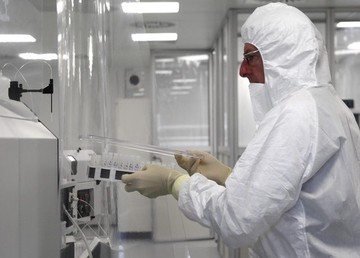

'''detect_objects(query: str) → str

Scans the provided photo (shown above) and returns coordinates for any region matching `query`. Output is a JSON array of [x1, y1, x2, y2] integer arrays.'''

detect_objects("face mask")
[[248, 83, 273, 128]]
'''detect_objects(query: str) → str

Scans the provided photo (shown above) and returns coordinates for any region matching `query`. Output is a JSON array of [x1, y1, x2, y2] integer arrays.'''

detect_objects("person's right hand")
[[174, 150, 232, 186], [121, 164, 182, 199]]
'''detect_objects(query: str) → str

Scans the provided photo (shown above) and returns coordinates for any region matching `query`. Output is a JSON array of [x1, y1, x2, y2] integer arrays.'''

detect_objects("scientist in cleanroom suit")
[[122, 3, 360, 257]]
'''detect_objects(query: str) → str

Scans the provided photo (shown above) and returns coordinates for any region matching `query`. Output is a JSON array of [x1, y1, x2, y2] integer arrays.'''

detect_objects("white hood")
[[241, 3, 332, 109]]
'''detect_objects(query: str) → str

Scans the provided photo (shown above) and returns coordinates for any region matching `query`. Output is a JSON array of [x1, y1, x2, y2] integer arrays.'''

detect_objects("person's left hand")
[[122, 164, 183, 199], [175, 150, 231, 186]]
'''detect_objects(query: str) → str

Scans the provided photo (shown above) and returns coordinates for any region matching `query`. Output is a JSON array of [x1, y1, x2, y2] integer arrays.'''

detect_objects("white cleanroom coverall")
[[178, 3, 360, 257]]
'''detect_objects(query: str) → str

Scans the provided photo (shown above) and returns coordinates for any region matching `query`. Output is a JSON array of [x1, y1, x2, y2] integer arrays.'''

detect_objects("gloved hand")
[[121, 164, 188, 199], [175, 150, 232, 186]]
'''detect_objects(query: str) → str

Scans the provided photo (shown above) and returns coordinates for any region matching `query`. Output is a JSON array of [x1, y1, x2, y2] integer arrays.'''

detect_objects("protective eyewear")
[[243, 50, 260, 64]]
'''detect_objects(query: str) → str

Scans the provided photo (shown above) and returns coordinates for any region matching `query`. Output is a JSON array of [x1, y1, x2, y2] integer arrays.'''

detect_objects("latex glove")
[[122, 164, 188, 199], [175, 150, 231, 186]]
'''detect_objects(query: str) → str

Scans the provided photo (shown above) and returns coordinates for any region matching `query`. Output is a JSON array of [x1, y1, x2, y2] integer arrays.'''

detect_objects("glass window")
[[153, 53, 210, 149], [222, 26, 229, 148], [335, 12, 360, 113], [306, 12, 327, 40]]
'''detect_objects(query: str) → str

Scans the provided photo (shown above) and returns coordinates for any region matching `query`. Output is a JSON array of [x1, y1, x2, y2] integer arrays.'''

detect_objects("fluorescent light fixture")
[[172, 78, 197, 83], [335, 49, 360, 56], [155, 70, 173, 75], [131, 33, 177, 42], [337, 21, 360, 28], [348, 41, 360, 50], [171, 85, 193, 90], [155, 58, 175, 63], [121, 2, 179, 13], [19, 53, 58, 60], [170, 91, 189, 95], [0, 34, 36, 43], [133, 92, 145, 97], [178, 54, 209, 61]]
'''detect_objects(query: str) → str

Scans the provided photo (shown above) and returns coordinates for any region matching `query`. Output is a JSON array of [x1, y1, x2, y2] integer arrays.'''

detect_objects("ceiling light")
[[131, 33, 177, 42], [171, 85, 193, 90], [178, 54, 209, 61], [19, 53, 58, 60], [337, 21, 360, 28], [172, 78, 197, 83], [348, 41, 360, 50], [335, 49, 360, 56], [0, 34, 36, 43], [244, 0, 307, 4], [121, 2, 179, 13], [155, 58, 175, 63], [155, 70, 173, 75], [170, 91, 189, 95]]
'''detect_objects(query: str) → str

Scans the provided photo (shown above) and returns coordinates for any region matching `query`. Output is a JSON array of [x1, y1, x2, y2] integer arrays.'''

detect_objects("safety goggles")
[[243, 50, 260, 64]]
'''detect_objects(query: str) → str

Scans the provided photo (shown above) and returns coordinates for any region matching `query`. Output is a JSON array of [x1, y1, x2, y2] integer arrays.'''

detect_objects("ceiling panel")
[[1, 0, 360, 70]]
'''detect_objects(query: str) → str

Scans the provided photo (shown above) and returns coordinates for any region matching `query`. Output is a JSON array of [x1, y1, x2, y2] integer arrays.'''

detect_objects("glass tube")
[[81, 134, 204, 159]]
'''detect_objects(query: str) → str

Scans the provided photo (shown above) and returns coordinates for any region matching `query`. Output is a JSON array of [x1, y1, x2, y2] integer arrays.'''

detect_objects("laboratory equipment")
[[0, 98, 60, 258], [8, 79, 54, 112], [60, 135, 213, 257], [82, 135, 205, 159], [87, 152, 145, 182], [61, 148, 148, 257], [61, 149, 107, 258], [1, 61, 55, 113]]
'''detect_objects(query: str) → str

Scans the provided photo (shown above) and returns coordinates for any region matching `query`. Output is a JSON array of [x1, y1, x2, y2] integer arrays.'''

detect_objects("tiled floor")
[[115, 239, 222, 258], [72, 218, 222, 258], [74, 238, 221, 258]]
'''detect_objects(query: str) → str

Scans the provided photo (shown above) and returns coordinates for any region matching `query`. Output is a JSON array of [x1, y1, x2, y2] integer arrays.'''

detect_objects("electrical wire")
[[1, 62, 34, 108], [63, 204, 94, 258], [1, 63, 20, 81], [75, 198, 109, 240], [80, 221, 105, 241], [1, 63, 31, 88], [15, 60, 53, 79]]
